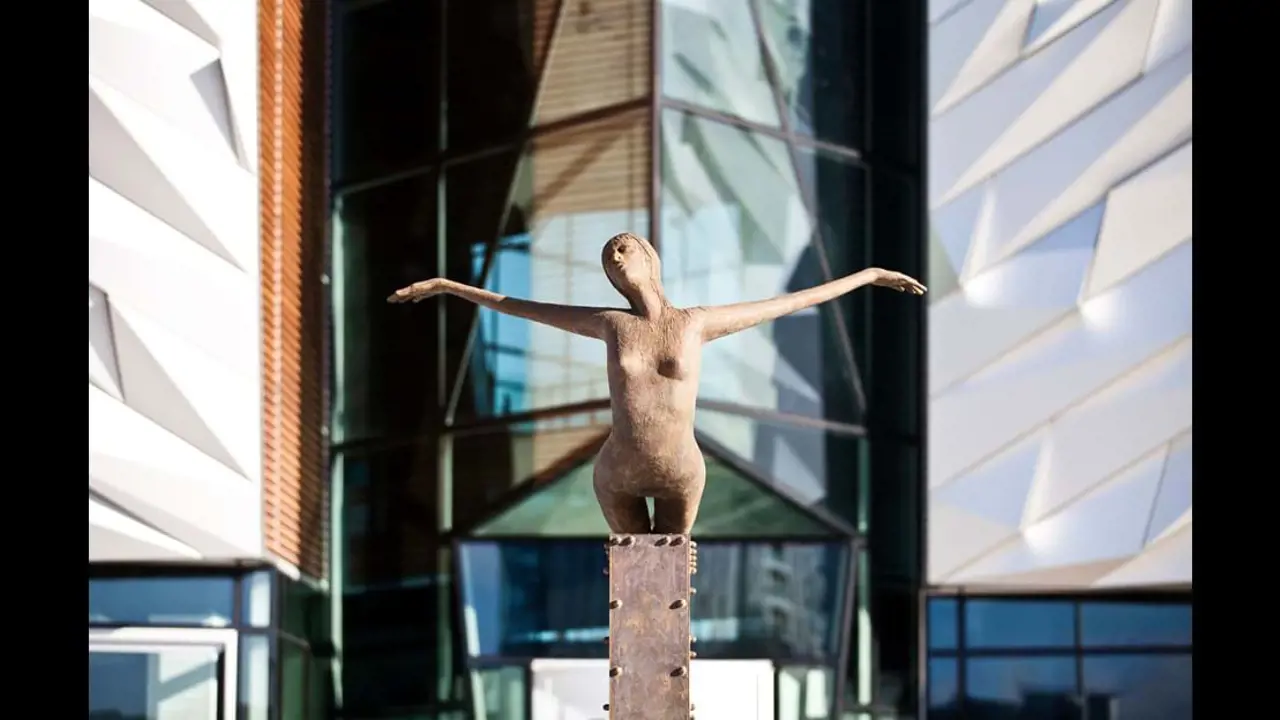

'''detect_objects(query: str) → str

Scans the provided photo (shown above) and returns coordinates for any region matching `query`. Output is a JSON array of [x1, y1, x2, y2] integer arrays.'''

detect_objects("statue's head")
[[601, 233, 663, 300]]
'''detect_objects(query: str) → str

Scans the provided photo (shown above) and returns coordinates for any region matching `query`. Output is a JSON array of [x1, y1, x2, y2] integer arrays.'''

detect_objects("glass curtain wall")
[[88, 568, 331, 720], [329, 0, 924, 718], [926, 595, 1193, 719]]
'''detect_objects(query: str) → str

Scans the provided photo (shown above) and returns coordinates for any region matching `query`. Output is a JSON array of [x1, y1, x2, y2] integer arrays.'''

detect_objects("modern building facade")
[[88, 0, 331, 717], [924, 0, 1192, 716], [329, 0, 925, 718], [90, 0, 1191, 718]]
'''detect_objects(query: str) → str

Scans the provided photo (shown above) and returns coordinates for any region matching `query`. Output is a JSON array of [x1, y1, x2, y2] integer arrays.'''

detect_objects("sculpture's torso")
[[594, 307, 707, 534]]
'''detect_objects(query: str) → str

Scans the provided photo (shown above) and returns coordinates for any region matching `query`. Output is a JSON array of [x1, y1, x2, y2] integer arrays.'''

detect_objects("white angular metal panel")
[[88, 0, 261, 562], [927, 0, 1192, 588]]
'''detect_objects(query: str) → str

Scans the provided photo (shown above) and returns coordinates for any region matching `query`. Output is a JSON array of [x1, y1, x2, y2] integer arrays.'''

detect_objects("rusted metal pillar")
[[603, 534, 698, 720]]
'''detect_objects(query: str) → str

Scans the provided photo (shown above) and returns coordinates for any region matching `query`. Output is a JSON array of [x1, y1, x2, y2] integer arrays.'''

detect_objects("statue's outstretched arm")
[[389, 278, 614, 339], [696, 268, 926, 342]]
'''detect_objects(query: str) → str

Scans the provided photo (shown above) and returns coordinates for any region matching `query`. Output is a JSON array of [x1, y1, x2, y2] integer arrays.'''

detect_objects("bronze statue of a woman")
[[390, 233, 926, 535]]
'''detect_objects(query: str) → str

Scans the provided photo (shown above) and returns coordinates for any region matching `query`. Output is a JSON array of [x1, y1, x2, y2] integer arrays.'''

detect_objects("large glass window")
[[926, 595, 1192, 720], [332, 174, 440, 446], [458, 539, 852, 662], [329, 0, 924, 716], [335, 0, 439, 184], [89, 576, 235, 627]]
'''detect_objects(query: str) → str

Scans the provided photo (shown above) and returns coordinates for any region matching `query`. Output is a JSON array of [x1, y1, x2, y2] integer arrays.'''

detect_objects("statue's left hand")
[[869, 269, 927, 295], [388, 278, 446, 303]]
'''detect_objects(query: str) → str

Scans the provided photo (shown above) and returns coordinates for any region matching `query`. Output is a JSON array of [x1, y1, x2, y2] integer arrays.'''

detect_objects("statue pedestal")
[[604, 534, 697, 720]]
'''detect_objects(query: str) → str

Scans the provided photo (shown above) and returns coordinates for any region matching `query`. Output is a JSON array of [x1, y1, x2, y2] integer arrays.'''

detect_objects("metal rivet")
[[691, 636, 697, 644], [690, 540, 697, 548], [671, 667, 688, 677], [670, 599, 687, 610], [671, 536, 685, 546], [610, 666, 623, 677], [604, 635, 610, 644], [607, 536, 620, 546], [603, 704, 609, 711], [620, 535, 634, 546], [689, 650, 698, 658], [690, 587, 697, 595], [609, 600, 622, 609], [655, 537, 669, 546]]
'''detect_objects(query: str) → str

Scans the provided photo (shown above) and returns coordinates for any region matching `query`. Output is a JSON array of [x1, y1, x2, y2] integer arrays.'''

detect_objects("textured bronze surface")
[[607, 534, 692, 719], [390, 234, 925, 535]]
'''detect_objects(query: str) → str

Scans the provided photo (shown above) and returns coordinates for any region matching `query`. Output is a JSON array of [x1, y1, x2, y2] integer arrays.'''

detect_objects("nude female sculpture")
[[390, 233, 926, 535]]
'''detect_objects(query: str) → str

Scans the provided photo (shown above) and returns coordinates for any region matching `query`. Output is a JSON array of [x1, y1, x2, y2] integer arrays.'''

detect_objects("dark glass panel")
[[965, 599, 1075, 649], [1081, 654, 1192, 720], [332, 173, 439, 445], [446, 0, 541, 150], [89, 576, 235, 627], [1080, 601, 1192, 648], [281, 575, 331, 644], [335, 0, 440, 183], [927, 657, 958, 711], [336, 447, 440, 590], [458, 539, 851, 661], [927, 597, 958, 650], [280, 640, 307, 720], [965, 656, 1080, 719]]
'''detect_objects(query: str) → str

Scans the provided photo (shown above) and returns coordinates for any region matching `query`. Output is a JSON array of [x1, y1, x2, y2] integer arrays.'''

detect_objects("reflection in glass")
[[1080, 601, 1191, 648], [966, 657, 1080, 719], [239, 635, 271, 720], [965, 599, 1075, 649], [472, 666, 528, 720], [694, 406, 866, 524], [336, 449, 439, 590], [449, 412, 612, 532], [332, 174, 439, 445], [928, 657, 958, 711], [1082, 654, 1192, 720], [927, 598, 957, 650], [89, 647, 221, 720], [660, 0, 780, 126], [777, 665, 836, 720], [446, 110, 650, 419], [89, 576, 235, 627], [459, 540, 850, 661], [281, 640, 307, 720], [281, 575, 330, 643], [335, 0, 439, 184], [533, 0, 651, 125], [755, 0, 864, 147], [660, 110, 863, 424], [473, 448, 840, 537], [243, 570, 273, 627]]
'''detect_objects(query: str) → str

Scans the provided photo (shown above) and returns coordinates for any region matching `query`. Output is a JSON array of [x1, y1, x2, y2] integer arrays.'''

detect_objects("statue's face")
[[602, 233, 654, 295]]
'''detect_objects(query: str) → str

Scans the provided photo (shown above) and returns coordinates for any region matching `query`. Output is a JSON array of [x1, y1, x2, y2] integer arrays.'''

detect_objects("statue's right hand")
[[388, 278, 446, 304]]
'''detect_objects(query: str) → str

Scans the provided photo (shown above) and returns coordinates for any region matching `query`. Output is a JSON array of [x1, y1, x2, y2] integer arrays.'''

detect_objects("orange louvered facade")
[[259, 0, 329, 580]]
